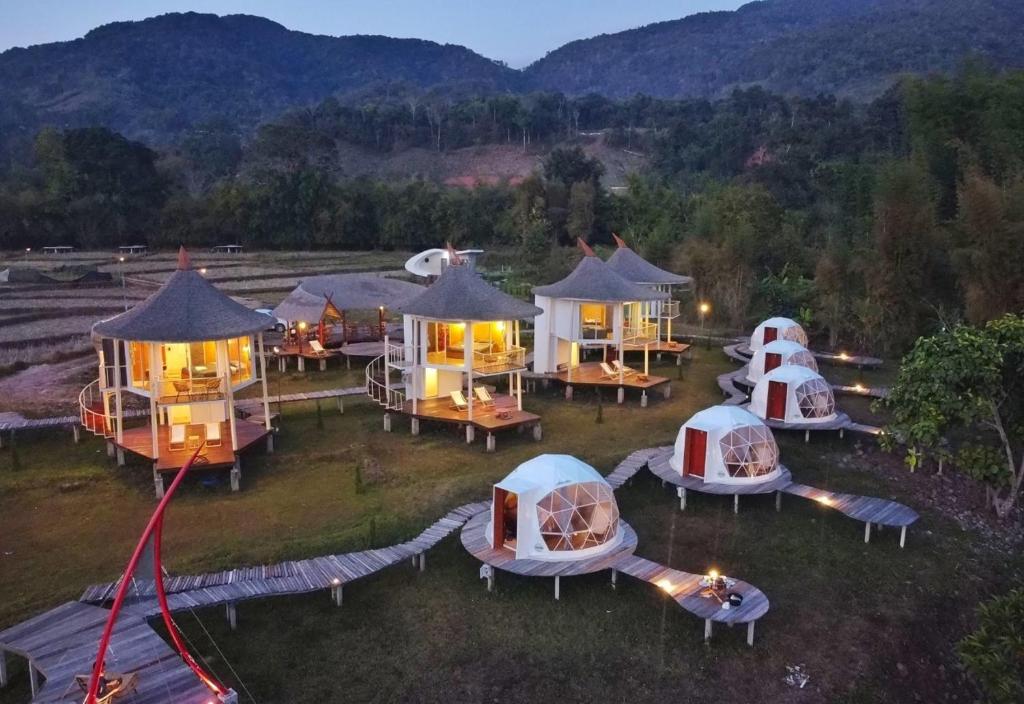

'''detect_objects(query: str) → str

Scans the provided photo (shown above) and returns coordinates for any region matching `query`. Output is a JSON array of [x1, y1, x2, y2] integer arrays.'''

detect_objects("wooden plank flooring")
[[399, 394, 540, 432], [648, 450, 918, 529], [549, 362, 670, 390], [115, 419, 269, 471]]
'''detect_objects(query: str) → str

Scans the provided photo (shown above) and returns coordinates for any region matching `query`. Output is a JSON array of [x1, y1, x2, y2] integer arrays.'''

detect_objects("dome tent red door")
[[683, 427, 707, 477], [767, 381, 787, 421]]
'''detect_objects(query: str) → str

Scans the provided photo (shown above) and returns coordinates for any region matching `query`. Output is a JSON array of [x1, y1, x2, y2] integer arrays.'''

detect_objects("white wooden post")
[[864, 522, 872, 543], [419, 553, 426, 572], [644, 342, 649, 375], [704, 619, 712, 642], [677, 487, 687, 511], [746, 621, 755, 646], [775, 491, 782, 512], [0, 650, 8, 688], [734, 494, 739, 514], [257, 333, 271, 431], [610, 568, 618, 589], [149, 343, 160, 461], [226, 602, 237, 630], [113, 340, 124, 445], [900, 525, 907, 548], [466, 320, 474, 423], [220, 340, 239, 451], [331, 580, 343, 606], [554, 575, 560, 600], [617, 303, 625, 386]]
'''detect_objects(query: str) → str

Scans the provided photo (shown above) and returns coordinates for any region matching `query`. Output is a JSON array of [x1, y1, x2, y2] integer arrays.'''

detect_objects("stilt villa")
[[367, 256, 543, 450], [605, 234, 692, 356], [532, 240, 671, 405], [81, 247, 273, 496]]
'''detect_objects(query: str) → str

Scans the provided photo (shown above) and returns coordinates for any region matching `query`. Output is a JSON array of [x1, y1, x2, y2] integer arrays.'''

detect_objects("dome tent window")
[[536, 481, 619, 551], [720, 424, 779, 478], [796, 377, 835, 419]]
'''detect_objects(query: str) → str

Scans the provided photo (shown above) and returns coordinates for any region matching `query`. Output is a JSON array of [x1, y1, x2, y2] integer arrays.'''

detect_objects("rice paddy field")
[[0, 249, 411, 415]]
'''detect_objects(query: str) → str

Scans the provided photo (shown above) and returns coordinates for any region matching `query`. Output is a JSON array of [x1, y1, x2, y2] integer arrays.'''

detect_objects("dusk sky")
[[0, 0, 746, 68]]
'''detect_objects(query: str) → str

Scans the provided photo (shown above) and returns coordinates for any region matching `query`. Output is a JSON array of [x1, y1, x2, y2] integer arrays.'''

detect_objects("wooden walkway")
[[0, 602, 210, 704], [729, 341, 883, 370], [648, 449, 918, 546]]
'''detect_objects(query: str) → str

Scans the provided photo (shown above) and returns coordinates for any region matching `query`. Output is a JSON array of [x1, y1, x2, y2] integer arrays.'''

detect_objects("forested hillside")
[[526, 0, 1024, 99]]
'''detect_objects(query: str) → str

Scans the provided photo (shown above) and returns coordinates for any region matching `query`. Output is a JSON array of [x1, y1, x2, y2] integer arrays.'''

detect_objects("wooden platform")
[[731, 341, 883, 369], [461, 510, 639, 578], [623, 340, 691, 356], [0, 601, 210, 704], [399, 394, 541, 433], [549, 362, 670, 396], [648, 450, 918, 544], [117, 419, 270, 472], [338, 341, 386, 358]]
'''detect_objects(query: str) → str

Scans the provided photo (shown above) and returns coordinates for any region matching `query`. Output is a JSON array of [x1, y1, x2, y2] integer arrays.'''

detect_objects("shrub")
[[958, 588, 1024, 704]]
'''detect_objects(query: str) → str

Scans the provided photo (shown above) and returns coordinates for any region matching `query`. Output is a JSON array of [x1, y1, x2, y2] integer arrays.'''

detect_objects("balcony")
[[623, 321, 659, 344], [658, 300, 680, 320], [156, 375, 226, 404], [472, 346, 527, 375], [386, 342, 413, 369], [579, 322, 614, 342]]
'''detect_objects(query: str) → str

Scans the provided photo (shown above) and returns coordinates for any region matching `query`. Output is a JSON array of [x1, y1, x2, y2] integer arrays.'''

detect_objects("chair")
[[201, 377, 222, 398], [450, 390, 469, 412], [171, 380, 192, 402], [308, 340, 330, 358], [474, 386, 496, 407], [599, 362, 617, 379], [612, 360, 637, 376], [169, 424, 186, 451], [205, 422, 222, 448]]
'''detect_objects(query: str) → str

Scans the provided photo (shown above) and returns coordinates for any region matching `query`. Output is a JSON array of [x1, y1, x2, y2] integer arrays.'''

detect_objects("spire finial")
[[612, 233, 628, 249], [176, 246, 191, 271], [576, 238, 596, 257]]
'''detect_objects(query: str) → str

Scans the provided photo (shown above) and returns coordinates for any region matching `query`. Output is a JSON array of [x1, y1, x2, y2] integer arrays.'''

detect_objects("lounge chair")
[[308, 340, 330, 358], [171, 380, 192, 402], [169, 424, 186, 451], [474, 386, 496, 407], [205, 422, 222, 448], [75, 672, 139, 703], [612, 360, 636, 376], [599, 362, 618, 379], [450, 390, 469, 412]]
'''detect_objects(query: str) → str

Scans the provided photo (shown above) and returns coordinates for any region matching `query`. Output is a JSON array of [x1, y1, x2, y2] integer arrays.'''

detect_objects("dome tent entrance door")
[[683, 427, 707, 477], [764, 351, 782, 374], [492, 486, 518, 549], [763, 326, 778, 345], [767, 381, 787, 421]]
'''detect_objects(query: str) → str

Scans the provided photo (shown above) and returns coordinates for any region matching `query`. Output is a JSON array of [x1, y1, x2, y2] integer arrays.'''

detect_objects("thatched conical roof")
[[92, 247, 270, 342], [532, 240, 668, 302], [605, 235, 692, 286], [399, 264, 542, 321]]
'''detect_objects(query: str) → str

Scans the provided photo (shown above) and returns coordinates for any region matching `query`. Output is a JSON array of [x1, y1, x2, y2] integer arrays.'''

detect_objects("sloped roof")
[[605, 239, 692, 286], [274, 273, 424, 322], [399, 264, 542, 321], [532, 253, 668, 302], [684, 405, 767, 434], [92, 247, 270, 342]]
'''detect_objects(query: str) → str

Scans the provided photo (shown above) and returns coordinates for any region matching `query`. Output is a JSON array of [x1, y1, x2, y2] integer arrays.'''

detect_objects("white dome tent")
[[746, 340, 818, 384], [750, 365, 837, 425], [750, 317, 808, 351], [487, 454, 622, 561], [669, 406, 782, 485]]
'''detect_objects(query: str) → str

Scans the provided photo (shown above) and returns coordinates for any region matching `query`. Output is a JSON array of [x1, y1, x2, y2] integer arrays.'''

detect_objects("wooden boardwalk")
[[648, 449, 918, 545], [0, 602, 210, 704]]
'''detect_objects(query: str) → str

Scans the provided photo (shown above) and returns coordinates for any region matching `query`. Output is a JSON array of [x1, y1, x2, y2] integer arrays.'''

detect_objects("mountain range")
[[1, 0, 1022, 145]]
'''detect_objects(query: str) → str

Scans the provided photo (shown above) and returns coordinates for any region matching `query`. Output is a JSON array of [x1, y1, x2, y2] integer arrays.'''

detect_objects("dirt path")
[[0, 355, 96, 417]]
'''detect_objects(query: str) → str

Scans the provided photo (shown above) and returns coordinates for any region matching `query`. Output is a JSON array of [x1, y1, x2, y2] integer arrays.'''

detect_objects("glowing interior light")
[[816, 496, 832, 505]]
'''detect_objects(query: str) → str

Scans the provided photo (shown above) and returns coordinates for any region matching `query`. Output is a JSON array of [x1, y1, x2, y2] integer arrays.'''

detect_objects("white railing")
[[386, 341, 412, 369], [473, 346, 527, 375], [623, 321, 659, 344], [579, 322, 614, 341], [658, 300, 680, 320], [365, 355, 406, 411], [79, 379, 113, 437], [156, 375, 226, 403]]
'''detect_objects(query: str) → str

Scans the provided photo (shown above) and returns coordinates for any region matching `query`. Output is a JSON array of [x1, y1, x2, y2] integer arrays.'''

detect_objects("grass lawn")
[[0, 349, 1015, 703]]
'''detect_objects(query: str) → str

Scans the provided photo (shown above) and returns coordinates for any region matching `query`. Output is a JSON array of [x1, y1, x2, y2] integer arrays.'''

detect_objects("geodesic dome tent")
[[750, 317, 808, 351], [747, 340, 818, 384], [749, 365, 837, 425], [669, 406, 781, 485], [487, 454, 622, 561]]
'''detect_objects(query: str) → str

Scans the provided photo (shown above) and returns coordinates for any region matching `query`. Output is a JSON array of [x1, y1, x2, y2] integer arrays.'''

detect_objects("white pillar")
[[734, 494, 739, 514], [331, 582, 343, 606], [226, 603, 237, 630], [554, 575, 560, 600], [864, 522, 872, 543], [617, 303, 625, 386], [220, 340, 239, 451], [148, 343, 160, 461], [678, 487, 687, 511], [0, 649, 8, 688], [257, 333, 271, 431], [384, 334, 392, 409], [644, 342, 649, 375], [704, 619, 712, 642], [900, 526, 907, 548], [465, 321, 475, 423], [746, 621, 755, 646], [775, 491, 782, 512], [113, 340, 124, 444], [516, 371, 523, 410]]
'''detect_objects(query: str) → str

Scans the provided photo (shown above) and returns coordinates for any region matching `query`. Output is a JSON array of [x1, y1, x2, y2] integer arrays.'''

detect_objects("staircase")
[[79, 379, 113, 437], [365, 355, 405, 411]]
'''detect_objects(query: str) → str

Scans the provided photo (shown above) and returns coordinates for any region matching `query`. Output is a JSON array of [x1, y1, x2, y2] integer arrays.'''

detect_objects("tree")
[[957, 172, 1024, 324], [566, 180, 596, 242], [958, 589, 1024, 704], [543, 146, 604, 187], [881, 314, 1024, 518], [813, 249, 848, 349]]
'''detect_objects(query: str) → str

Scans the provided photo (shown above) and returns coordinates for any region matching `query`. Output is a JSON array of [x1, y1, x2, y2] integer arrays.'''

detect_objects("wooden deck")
[[0, 601, 210, 704], [399, 394, 541, 433], [648, 450, 918, 544], [623, 340, 691, 356], [549, 362, 670, 396], [731, 341, 883, 369], [117, 419, 269, 471], [461, 510, 639, 578]]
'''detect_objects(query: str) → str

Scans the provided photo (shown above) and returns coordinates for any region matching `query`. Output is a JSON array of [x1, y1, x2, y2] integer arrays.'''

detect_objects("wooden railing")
[[473, 346, 527, 375], [623, 321, 659, 344]]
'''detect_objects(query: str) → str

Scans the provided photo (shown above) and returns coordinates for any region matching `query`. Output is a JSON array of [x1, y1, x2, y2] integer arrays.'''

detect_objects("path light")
[[199, 267, 207, 275], [853, 383, 866, 393], [816, 496, 832, 506], [656, 578, 673, 592], [331, 577, 341, 586], [838, 351, 849, 360], [698, 302, 711, 349]]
